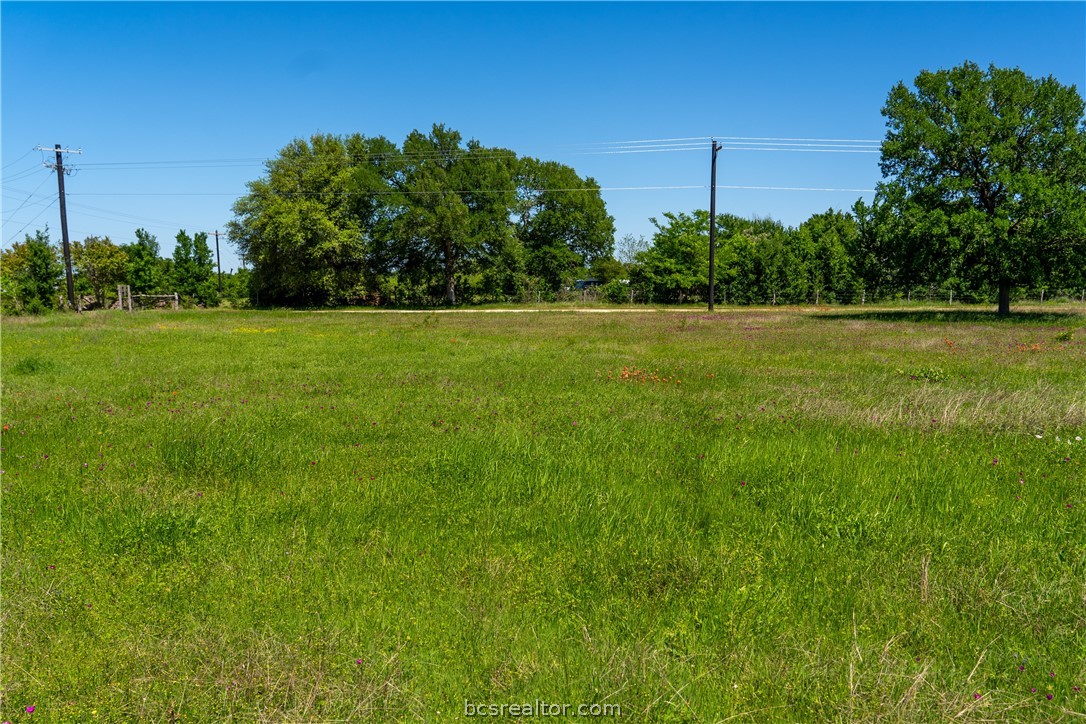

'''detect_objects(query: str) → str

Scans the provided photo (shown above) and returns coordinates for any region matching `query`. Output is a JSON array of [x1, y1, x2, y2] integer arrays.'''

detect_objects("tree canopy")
[[72, 236, 128, 306], [228, 125, 614, 306], [1, 229, 63, 313], [878, 61, 1086, 314]]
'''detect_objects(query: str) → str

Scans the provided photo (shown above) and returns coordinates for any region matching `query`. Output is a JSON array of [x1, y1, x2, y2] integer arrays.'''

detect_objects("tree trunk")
[[445, 273, 456, 305], [444, 240, 456, 305], [997, 279, 1011, 316]]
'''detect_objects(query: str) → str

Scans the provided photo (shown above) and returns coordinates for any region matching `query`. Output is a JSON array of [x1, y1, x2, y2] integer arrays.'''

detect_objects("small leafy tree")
[[631, 211, 709, 303], [72, 236, 129, 306], [171, 230, 219, 306], [615, 233, 649, 267], [848, 198, 899, 299], [1, 230, 63, 313], [125, 228, 163, 293]]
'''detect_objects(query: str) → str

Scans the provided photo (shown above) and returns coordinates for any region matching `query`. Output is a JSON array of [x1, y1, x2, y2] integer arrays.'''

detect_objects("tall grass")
[[2, 307, 1084, 721]]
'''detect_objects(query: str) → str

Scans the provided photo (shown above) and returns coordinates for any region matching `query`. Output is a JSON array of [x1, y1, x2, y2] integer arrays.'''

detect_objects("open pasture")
[[2, 306, 1085, 721]]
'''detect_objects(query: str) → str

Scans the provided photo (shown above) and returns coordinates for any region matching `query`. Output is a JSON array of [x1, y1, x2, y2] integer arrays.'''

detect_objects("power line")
[[2, 148, 38, 171], [66, 183, 875, 198], [576, 134, 882, 146], [1, 175, 55, 223], [68, 184, 706, 197], [715, 184, 876, 192], [54, 134, 885, 170], [71, 149, 523, 171], [724, 147, 879, 154], [574, 145, 880, 156], [718, 135, 882, 144], [574, 135, 714, 146], [6, 198, 58, 244], [3, 165, 50, 184]]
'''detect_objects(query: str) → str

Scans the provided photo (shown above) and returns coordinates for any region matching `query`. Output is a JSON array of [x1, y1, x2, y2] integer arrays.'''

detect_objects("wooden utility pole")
[[708, 140, 722, 312], [213, 230, 223, 294], [38, 145, 82, 309]]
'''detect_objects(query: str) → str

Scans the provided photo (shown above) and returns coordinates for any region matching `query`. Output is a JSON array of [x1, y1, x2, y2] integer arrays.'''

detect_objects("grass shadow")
[[813, 309, 1085, 324]]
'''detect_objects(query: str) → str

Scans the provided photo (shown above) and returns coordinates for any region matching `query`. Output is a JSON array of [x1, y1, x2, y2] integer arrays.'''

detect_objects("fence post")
[[173, 293, 179, 310], [1040, 288, 1045, 304], [949, 290, 953, 304]]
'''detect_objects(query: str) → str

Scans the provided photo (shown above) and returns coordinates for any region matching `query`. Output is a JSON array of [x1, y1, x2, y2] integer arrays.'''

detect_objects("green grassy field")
[[2, 306, 1084, 722]]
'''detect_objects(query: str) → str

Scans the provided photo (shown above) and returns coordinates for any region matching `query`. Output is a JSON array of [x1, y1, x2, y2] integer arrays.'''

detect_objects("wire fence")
[[493, 285, 1086, 307]]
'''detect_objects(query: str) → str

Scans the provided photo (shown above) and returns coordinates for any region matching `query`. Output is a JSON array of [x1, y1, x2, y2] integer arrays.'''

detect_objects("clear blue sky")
[[3, 2, 1084, 272]]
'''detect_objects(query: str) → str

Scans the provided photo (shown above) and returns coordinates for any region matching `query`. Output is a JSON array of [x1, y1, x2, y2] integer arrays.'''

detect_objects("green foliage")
[[599, 278, 630, 303], [515, 157, 615, 292], [793, 209, 861, 303], [229, 126, 614, 307], [899, 365, 950, 382], [717, 214, 799, 304], [124, 228, 164, 294], [879, 61, 1086, 313], [171, 230, 219, 306], [72, 236, 129, 307], [11, 355, 57, 375], [850, 197, 900, 296], [632, 211, 710, 303], [229, 134, 380, 306], [1, 229, 63, 313], [221, 267, 252, 306], [387, 126, 516, 305], [588, 256, 625, 284]]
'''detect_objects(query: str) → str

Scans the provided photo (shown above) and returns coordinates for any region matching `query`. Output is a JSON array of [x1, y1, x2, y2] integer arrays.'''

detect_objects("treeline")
[[223, 124, 911, 308], [227, 119, 1082, 310], [627, 201, 1084, 306], [630, 208, 866, 305], [226, 124, 615, 306], [0, 228, 248, 314], [8, 59, 1084, 314]]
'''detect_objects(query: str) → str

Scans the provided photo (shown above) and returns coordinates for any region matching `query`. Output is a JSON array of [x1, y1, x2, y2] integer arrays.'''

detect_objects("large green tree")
[[879, 62, 1086, 314], [514, 157, 615, 292], [228, 134, 388, 306], [230, 126, 614, 307], [387, 125, 516, 305]]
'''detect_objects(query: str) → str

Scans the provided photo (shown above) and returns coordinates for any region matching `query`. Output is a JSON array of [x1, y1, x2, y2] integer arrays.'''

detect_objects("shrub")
[[600, 279, 630, 304]]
